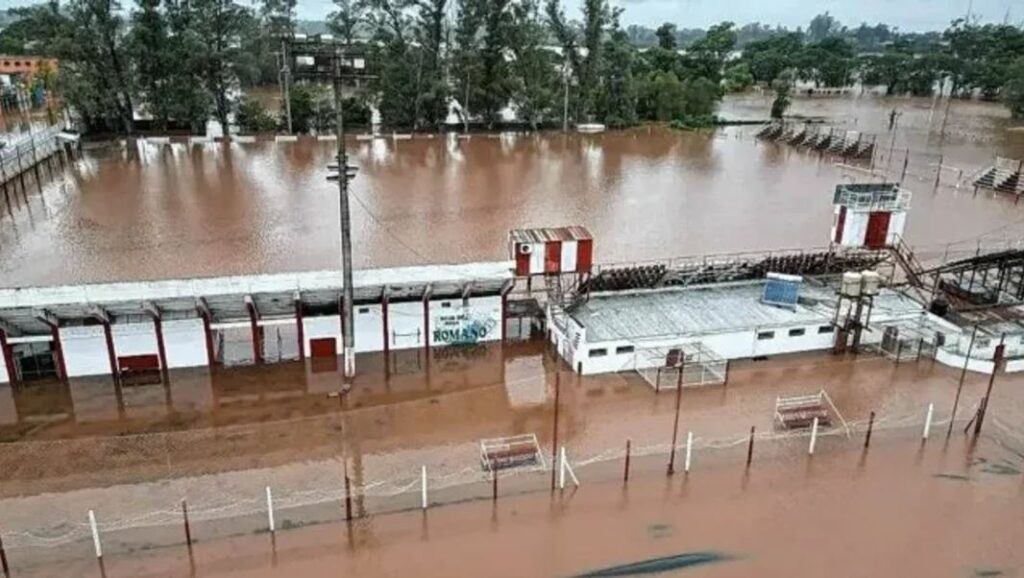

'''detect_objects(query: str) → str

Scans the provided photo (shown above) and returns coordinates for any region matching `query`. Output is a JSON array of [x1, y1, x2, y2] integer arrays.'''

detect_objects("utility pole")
[[973, 334, 1005, 436], [289, 37, 373, 379], [280, 40, 293, 134], [562, 58, 570, 133], [333, 50, 357, 379]]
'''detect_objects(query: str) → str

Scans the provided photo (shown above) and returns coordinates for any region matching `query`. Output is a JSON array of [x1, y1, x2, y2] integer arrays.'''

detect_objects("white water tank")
[[841, 272, 863, 297], [861, 270, 881, 296]]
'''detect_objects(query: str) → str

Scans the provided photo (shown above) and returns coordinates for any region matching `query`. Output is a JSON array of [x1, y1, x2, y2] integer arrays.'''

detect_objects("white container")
[[861, 270, 881, 296], [841, 272, 863, 297]]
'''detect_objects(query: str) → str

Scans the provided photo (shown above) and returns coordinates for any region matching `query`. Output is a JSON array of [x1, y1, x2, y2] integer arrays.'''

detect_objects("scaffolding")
[[633, 342, 728, 391], [872, 316, 949, 362]]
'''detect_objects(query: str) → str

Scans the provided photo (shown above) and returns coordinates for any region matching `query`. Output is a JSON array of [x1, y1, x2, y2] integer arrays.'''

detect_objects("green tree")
[[742, 34, 802, 84], [328, 0, 364, 44], [412, 0, 448, 129], [683, 21, 735, 84], [596, 26, 638, 128], [1004, 57, 1024, 119], [130, 0, 172, 128], [770, 69, 794, 119], [190, 0, 252, 137], [364, 0, 418, 127], [637, 70, 685, 121], [260, 0, 296, 38], [451, 0, 485, 130], [236, 95, 277, 132], [507, 0, 559, 129], [655, 22, 676, 50], [722, 62, 754, 92], [808, 12, 841, 42]]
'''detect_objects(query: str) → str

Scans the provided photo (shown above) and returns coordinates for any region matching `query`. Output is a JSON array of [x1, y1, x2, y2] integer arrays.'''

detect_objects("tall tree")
[[260, 0, 296, 38], [130, 0, 172, 128], [413, 0, 448, 129], [364, 0, 418, 126], [328, 0, 365, 44], [507, 0, 558, 128], [655, 22, 676, 50], [190, 0, 251, 137], [451, 0, 485, 129]]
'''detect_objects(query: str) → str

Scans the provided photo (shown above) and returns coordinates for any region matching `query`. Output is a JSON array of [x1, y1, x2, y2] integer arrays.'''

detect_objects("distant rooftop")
[[569, 280, 924, 343]]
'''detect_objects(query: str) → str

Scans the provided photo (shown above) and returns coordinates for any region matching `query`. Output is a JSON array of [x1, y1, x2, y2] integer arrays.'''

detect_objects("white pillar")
[[559, 446, 567, 490], [922, 402, 934, 440], [88, 510, 102, 559], [809, 417, 819, 455], [421, 466, 428, 510], [684, 431, 693, 472], [266, 486, 275, 533]]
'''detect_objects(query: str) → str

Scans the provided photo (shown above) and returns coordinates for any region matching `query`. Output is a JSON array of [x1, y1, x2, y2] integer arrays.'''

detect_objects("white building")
[[549, 277, 967, 377]]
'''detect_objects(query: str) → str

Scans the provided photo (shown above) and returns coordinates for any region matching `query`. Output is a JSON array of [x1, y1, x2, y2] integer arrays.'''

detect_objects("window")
[[616, 345, 635, 355], [976, 338, 991, 349], [818, 325, 834, 334], [788, 328, 806, 337], [757, 331, 775, 340], [358, 307, 370, 314], [589, 348, 607, 358], [441, 302, 452, 308]]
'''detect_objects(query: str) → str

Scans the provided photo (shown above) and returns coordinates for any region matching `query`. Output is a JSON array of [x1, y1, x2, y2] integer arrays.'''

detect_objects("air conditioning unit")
[[517, 243, 533, 255]]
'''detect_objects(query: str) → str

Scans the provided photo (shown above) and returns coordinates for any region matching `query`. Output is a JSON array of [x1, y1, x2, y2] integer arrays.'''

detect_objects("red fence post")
[[624, 439, 631, 483], [746, 426, 755, 467]]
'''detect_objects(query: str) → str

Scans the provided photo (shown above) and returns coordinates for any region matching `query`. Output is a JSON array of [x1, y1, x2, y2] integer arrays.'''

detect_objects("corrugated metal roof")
[[570, 280, 924, 343], [509, 226, 593, 244]]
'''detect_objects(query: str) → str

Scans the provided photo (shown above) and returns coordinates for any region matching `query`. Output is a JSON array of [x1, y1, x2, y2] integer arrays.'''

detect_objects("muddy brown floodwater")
[[1, 94, 1023, 287]]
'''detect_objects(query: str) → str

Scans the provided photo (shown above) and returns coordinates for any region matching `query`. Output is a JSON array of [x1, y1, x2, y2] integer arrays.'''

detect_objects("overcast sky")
[[0, 0, 1019, 32], [291, 0, 1019, 31]]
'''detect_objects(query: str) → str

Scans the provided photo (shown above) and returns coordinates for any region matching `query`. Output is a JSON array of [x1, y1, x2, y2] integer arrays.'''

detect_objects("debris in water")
[[572, 551, 733, 577]]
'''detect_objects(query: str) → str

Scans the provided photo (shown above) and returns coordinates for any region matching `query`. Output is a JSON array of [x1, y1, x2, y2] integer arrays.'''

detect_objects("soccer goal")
[[633, 342, 729, 391]]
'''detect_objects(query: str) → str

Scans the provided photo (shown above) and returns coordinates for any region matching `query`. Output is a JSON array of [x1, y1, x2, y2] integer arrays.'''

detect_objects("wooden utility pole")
[[973, 334, 1005, 436], [948, 325, 978, 438], [550, 370, 561, 490], [667, 362, 685, 475]]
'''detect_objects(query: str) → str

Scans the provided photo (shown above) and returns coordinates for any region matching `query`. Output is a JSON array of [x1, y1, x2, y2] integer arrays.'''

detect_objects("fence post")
[[746, 426, 755, 467], [934, 155, 943, 189], [421, 466, 428, 510], [922, 403, 934, 440], [492, 468, 498, 502], [265, 487, 275, 534], [623, 439, 631, 483], [88, 510, 102, 559], [182, 499, 192, 547], [0, 529, 9, 577], [684, 431, 693, 473], [900, 148, 909, 183], [344, 474, 353, 521], [809, 417, 819, 455], [865, 411, 875, 448]]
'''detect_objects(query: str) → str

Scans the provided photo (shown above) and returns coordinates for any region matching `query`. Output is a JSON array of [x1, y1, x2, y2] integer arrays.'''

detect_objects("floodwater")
[[1, 342, 1023, 573], [1, 94, 1023, 287]]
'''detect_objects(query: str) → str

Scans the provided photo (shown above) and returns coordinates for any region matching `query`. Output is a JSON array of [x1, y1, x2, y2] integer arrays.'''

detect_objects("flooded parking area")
[[0, 95, 1022, 288]]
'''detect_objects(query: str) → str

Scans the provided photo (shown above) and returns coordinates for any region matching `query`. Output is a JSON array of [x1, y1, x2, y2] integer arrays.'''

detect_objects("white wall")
[[886, 211, 907, 245], [112, 322, 159, 358], [389, 301, 425, 349], [0, 344, 9, 384], [354, 304, 384, 353], [59, 325, 111, 377], [428, 296, 502, 347], [842, 211, 868, 247], [163, 318, 208, 369], [302, 315, 341, 357]]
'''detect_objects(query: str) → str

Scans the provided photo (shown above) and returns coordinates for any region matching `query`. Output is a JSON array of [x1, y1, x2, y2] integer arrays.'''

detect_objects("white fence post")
[[922, 403, 934, 440], [809, 417, 819, 455], [88, 510, 102, 559], [421, 466, 428, 510], [266, 486, 275, 533], [684, 431, 693, 473]]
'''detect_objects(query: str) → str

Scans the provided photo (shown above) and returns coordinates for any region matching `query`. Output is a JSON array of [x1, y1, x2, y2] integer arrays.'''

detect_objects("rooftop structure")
[[831, 183, 911, 249]]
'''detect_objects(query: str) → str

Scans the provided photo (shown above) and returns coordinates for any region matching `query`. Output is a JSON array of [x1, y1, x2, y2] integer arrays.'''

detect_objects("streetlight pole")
[[280, 39, 293, 134]]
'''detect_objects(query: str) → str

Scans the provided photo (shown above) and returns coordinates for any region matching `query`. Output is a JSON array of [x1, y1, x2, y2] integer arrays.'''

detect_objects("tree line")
[[1, 2, 1023, 137]]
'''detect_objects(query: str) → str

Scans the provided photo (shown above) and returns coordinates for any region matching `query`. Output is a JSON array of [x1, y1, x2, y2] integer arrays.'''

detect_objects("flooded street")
[[1, 94, 1022, 287]]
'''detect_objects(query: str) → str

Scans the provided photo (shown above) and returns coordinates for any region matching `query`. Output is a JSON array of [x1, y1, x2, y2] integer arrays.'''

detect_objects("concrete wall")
[[112, 322, 159, 359], [302, 315, 341, 357], [0, 343, 9, 384], [389, 301, 425, 350], [354, 304, 384, 353], [163, 319, 208, 369], [59, 325, 110, 377]]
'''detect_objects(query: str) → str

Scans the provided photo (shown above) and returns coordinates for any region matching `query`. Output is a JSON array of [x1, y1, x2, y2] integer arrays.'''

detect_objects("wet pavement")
[[1, 95, 1023, 288]]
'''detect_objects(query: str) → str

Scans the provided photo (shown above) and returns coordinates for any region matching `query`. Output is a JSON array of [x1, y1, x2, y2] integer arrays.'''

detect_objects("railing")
[[0, 125, 64, 185]]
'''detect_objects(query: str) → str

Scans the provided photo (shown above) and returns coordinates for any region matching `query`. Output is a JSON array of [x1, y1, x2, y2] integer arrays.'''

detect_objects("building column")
[[381, 288, 390, 376], [0, 328, 18, 386], [500, 281, 513, 342], [422, 285, 433, 351], [102, 321, 119, 378], [295, 292, 305, 361], [153, 318, 168, 374], [198, 299, 216, 367], [50, 325, 67, 382], [245, 296, 262, 365]]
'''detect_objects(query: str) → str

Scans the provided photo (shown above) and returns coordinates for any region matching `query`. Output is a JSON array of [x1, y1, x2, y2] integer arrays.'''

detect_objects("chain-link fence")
[[0, 401, 989, 571]]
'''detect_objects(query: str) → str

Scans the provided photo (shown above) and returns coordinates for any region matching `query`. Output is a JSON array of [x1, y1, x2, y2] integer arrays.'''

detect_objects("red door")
[[576, 239, 593, 273], [865, 212, 891, 249], [515, 244, 531, 276], [309, 338, 337, 358], [544, 241, 562, 274]]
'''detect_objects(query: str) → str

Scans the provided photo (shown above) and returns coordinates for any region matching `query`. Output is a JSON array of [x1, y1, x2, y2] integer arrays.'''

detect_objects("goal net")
[[633, 342, 728, 391]]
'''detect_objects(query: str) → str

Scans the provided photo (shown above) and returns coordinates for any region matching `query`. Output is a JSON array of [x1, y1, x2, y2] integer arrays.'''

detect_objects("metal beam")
[[32, 308, 59, 328], [142, 300, 162, 319], [87, 305, 111, 324], [0, 316, 22, 338]]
